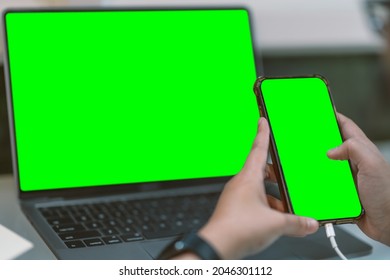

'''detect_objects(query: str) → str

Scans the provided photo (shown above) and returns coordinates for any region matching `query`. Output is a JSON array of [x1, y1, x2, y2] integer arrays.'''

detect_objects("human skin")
[[327, 113, 390, 246], [174, 118, 319, 260]]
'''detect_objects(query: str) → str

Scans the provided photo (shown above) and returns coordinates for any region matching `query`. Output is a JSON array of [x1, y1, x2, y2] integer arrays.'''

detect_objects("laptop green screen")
[[4, 9, 258, 192]]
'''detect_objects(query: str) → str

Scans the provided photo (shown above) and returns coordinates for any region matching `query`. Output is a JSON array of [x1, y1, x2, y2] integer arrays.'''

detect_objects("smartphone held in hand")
[[253, 75, 363, 225]]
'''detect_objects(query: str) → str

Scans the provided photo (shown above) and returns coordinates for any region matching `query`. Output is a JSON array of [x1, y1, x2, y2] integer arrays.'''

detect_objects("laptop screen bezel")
[[2, 6, 258, 200]]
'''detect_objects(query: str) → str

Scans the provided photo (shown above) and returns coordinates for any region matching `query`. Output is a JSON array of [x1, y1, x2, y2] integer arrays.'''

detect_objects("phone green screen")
[[5, 9, 258, 192], [260, 77, 362, 221]]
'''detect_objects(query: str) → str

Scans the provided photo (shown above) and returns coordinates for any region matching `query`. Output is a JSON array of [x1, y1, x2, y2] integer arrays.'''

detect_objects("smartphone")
[[253, 75, 363, 225]]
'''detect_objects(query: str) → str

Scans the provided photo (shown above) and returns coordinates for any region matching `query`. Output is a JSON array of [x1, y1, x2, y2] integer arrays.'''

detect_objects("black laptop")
[[2, 7, 371, 259]]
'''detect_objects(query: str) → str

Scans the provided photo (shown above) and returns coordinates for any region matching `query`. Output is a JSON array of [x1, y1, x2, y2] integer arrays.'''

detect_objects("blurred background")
[[1, 0, 390, 174]]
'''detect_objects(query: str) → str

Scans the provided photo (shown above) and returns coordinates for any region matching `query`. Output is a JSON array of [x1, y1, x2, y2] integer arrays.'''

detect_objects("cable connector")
[[325, 223, 348, 260]]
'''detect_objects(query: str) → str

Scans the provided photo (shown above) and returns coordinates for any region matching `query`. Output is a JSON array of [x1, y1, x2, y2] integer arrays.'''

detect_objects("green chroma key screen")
[[5, 9, 258, 191], [260, 77, 362, 221]]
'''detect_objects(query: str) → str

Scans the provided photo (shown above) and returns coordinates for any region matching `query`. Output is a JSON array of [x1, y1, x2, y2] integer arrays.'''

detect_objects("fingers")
[[337, 113, 381, 152], [265, 163, 277, 182], [267, 195, 286, 212], [281, 214, 319, 237], [329, 113, 383, 174], [327, 138, 368, 168], [336, 113, 368, 140], [242, 117, 270, 178]]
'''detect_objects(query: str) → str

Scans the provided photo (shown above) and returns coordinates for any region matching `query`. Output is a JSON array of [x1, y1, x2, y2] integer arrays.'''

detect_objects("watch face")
[[174, 241, 186, 251], [157, 233, 220, 260]]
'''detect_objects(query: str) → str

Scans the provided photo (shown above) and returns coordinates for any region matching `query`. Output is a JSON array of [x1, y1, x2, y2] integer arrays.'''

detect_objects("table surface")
[[1, 141, 390, 260]]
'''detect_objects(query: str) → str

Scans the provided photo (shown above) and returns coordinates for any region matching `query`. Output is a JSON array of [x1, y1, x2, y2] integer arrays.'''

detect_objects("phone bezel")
[[253, 75, 364, 226]]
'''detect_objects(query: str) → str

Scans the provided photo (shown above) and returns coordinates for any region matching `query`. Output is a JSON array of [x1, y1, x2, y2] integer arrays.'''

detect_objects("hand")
[[327, 113, 390, 246], [197, 117, 319, 259]]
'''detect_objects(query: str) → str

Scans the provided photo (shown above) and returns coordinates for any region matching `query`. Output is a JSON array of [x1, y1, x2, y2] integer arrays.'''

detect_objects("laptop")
[[2, 7, 372, 260]]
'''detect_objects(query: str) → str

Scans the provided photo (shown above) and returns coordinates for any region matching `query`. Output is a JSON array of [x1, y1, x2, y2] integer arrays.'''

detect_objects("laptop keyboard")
[[38, 192, 220, 249]]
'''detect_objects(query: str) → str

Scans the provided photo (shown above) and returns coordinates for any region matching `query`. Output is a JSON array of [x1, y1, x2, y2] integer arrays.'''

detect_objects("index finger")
[[336, 113, 380, 154], [337, 113, 368, 140]]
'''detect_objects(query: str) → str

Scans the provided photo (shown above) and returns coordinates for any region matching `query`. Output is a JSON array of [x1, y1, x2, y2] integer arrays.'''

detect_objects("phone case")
[[253, 75, 364, 226]]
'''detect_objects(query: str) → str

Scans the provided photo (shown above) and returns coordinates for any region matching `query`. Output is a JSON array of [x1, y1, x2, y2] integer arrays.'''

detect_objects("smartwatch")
[[157, 232, 221, 260]]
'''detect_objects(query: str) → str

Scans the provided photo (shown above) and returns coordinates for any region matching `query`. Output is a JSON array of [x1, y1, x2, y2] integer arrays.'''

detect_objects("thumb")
[[282, 214, 319, 237], [327, 139, 366, 166], [241, 117, 270, 177]]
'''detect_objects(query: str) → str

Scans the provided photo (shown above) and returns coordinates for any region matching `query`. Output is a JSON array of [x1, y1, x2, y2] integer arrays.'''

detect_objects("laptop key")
[[117, 225, 138, 234], [42, 192, 220, 248], [141, 224, 150, 231], [100, 228, 119, 235], [84, 221, 104, 229], [102, 235, 122, 245], [64, 240, 85, 249], [84, 238, 104, 247], [38, 208, 56, 218], [57, 209, 71, 217], [121, 233, 143, 242], [47, 217, 74, 225], [102, 219, 119, 227], [73, 214, 92, 223], [124, 218, 135, 225], [59, 230, 101, 241], [52, 224, 85, 233], [96, 213, 106, 220]]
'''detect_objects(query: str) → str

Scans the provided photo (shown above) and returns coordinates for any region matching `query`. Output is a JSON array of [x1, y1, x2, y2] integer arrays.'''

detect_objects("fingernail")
[[259, 117, 263, 126], [307, 218, 318, 229]]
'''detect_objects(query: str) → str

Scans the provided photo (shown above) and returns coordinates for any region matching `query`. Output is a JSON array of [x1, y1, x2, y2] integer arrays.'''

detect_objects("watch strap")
[[157, 232, 221, 260]]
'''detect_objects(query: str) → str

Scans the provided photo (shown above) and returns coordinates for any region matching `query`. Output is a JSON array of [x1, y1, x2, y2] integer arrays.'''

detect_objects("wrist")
[[158, 231, 221, 260], [198, 221, 243, 260], [171, 252, 200, 260]]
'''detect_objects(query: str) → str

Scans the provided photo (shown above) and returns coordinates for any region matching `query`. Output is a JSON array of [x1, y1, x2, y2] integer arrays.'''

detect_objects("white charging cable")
[[325, 223, 348, 260]]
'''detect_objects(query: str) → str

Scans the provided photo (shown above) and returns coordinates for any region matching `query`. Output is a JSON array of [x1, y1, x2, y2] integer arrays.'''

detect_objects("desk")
[[0, 175, 55, 259], [0, 173, 389, 260]]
